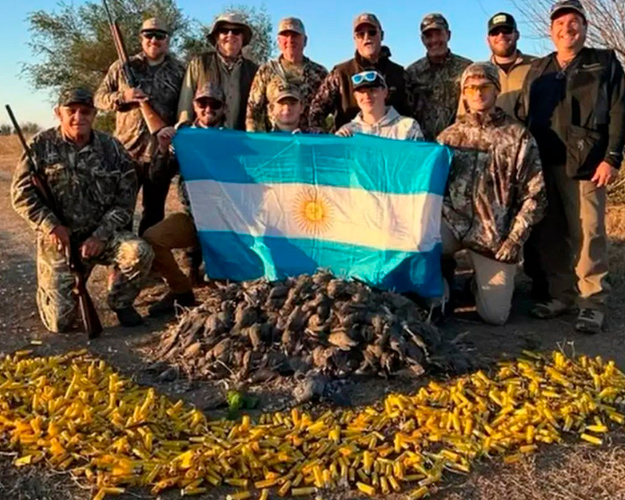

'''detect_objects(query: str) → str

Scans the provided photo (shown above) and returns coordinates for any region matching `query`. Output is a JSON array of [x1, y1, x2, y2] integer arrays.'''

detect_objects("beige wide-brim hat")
[[208, 12, 253, 47]]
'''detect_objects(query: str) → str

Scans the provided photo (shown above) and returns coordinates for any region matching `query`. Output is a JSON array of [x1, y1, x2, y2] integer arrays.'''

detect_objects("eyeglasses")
[[351, 71, 385, 85], [218, 27, 244, 36], [142, 31, 168, 41], [195, 98, 224, 110], [489, 27, 514, 36], [464, 83, 496, 95], [355, 28, 378, 39]]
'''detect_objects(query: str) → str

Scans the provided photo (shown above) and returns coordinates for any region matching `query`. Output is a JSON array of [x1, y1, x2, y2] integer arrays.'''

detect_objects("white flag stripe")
[[187, 180, 442, 253]]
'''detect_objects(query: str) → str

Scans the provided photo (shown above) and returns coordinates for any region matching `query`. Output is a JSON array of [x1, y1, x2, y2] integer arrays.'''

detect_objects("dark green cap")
[[58, 87, 94, 107]]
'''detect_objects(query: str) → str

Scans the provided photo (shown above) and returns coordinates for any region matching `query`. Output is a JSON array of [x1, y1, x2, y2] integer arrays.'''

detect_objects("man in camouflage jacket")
[[246, 17, 327, 132], [437, 63, 546, 325], [95, 18, 185, 235], [11, 89, 154, 333], [308, 13, 408, 132], [407, 13, 472, 141]]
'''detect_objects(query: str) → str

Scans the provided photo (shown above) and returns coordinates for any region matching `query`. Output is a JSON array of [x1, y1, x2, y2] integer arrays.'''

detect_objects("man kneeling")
[[11, 88, 154, 331], [437, 63, 546, 325], [143, 83, 226, 316]]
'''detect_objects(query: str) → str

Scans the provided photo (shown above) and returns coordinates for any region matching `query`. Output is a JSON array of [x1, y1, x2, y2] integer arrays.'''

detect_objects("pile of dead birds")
[[151, 271, 471, 389]]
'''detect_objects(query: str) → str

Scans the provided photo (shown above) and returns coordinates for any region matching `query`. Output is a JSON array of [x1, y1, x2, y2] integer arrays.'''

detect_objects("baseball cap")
[[420, 13, 449, 33], [353, 13, 382, 32], [278, 17, 306, 36], [270, 83, 302, 104], [550, 0, 587, 21], [58, 88, 94, 107], [488, 13, 517, 33], [194, 83, 225, 102], [140, 17, 169, 34], [351, 70, 387, 91]]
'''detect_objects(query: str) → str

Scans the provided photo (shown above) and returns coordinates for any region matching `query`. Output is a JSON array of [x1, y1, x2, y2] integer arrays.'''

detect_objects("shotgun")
[[5, 105, 103, 339], [102, 0, 166, 134]]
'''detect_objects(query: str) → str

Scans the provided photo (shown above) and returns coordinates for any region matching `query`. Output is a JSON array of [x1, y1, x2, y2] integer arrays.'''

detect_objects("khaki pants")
[[441, 223, 517, 325], [142, 213, 198, 294], [532, 165, 609, 309]]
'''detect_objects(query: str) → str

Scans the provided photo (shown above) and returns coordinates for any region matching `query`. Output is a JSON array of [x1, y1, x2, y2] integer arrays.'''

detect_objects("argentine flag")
[[173, 129, 451, 297]]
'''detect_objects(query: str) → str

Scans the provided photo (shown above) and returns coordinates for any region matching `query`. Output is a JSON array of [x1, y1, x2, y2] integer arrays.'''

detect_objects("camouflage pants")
[[36, 231, 154, 333]]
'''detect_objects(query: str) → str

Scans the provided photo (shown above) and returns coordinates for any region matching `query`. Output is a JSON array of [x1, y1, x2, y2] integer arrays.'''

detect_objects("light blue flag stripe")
[[198, 231, 443, 296], [173, 128, 451, 196]]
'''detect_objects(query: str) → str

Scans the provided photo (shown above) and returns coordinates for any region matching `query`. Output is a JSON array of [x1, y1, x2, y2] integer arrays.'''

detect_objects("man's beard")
[[491, 42, 516, 58]]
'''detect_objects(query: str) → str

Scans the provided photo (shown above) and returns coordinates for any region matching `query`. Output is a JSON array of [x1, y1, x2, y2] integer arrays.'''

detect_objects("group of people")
[[11, 0, 625, 335]]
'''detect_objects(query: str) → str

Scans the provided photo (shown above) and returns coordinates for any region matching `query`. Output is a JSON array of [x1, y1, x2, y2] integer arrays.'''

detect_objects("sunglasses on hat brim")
[[351, 71, 386, 87], [141, 31, 168, 40]]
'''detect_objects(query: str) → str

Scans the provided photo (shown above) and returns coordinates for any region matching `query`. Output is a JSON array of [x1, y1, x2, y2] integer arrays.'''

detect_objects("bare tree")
[[513, 0, 625, 60]]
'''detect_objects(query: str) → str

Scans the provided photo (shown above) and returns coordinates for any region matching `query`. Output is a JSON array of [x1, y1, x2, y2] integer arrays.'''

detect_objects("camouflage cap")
[[460, 62, 502, 91], [550, 0, 587, 21], [140, 17, 169, 34], [194, 82, 225, 102], [58, 87, 95, 107], [208, 12, 253, 47], [269, 82, 302, 104], [420, 13, 449, 33], [278, 17, 306, 36], [353, 13, 382, 32]]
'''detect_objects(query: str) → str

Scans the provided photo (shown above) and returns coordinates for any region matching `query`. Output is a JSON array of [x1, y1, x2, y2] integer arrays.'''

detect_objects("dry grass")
[[0, 135, 22, 156], [440, 437, 625, 500]]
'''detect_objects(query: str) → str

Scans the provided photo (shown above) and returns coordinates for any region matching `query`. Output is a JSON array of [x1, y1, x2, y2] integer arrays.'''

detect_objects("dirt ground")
[[1, 134, 625, 499]]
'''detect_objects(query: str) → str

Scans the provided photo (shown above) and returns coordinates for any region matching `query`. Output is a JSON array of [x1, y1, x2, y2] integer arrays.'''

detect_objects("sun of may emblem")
[[293, 187, 334, 235]]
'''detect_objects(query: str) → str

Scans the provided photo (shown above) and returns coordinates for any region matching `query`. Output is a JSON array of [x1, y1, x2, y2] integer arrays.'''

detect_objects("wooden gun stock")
[[69, 247, 103, 340], [5, 104, 103, 339]]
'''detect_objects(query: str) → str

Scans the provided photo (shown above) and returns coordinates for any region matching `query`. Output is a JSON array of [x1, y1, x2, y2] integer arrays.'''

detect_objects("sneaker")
[[114, 307, 143, 327], [575, 308, 604, 334], [529, 299, 571, 319], [148, 291, 196, 317]]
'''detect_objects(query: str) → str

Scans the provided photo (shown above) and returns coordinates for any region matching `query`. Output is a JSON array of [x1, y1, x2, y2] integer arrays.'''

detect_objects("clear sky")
[[0, 0, 552, 129]]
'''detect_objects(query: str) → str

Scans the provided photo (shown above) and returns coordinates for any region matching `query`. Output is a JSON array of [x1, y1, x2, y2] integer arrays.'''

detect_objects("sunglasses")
[[195, 98, 224, 110], [142, 31, 168, 41], [489, 27, 514, 36], [464, 83, 496, 94], [351, 71, 385, 86], [218, 27, 244, 36], [355, 28, 378, 39]]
